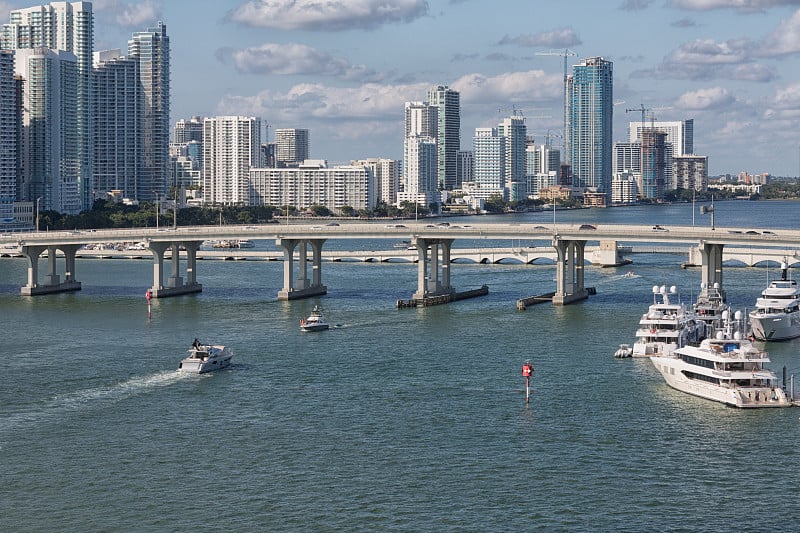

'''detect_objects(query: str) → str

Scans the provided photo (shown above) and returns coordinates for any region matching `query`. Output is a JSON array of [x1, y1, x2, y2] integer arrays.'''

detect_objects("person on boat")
[[192, 338, 200, 349]]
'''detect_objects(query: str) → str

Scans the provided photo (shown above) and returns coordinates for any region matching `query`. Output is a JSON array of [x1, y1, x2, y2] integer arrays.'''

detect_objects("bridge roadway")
[[2, 221, 799, 303]]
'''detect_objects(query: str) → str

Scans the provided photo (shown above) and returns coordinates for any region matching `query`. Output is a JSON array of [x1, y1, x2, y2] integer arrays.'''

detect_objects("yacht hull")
[[749, 312, 800, 341], [651, 356, 791, 408]]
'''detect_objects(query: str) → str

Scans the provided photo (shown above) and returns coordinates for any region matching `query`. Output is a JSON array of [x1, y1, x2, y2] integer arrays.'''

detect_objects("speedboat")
[[632, 285, 701, 358], [614, 343, 632, 358], [236, 239, 255, 248], [749, 262, 800, 341], [651, 310, 792, 408], [179, 341, 233, 373], [300, 306, 329, 332]]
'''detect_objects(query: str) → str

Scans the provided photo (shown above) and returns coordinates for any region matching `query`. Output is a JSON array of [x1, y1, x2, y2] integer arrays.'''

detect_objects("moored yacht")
[[632, 285, 701, 358], [651, 310, 791, 408], [749, 262, 800, 341], [693, 282, 727, 340]]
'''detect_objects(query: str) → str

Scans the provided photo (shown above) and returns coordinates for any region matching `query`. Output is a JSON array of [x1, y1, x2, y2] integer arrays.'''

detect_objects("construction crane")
[[535, 48, 577, 158], [625, 104, 658, 141], [497, 105, 525, 117]]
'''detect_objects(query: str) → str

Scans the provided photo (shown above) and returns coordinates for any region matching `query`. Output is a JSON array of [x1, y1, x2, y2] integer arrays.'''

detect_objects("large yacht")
[[693, 282, 727, 340], [631, 285, 701, 358], [749, 262, 800, 341], [651, 310, 792, 408]]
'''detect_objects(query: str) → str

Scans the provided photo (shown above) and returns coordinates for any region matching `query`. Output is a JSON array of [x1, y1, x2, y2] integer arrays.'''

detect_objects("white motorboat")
[[632, 285, 701, 358], [749, 262, 800, 341], [179, 340, 233, 373], [300, 306, 329, 332], [693, 282, 727, 339], [651, 310, 791, 408], [614, 343, 632, 358], [236, 239, 255, 248]]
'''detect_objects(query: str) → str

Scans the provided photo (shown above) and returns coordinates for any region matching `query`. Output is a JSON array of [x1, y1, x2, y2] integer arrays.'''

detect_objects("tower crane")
[[625, 104, 659, 140], [535, 48, 577, 159]]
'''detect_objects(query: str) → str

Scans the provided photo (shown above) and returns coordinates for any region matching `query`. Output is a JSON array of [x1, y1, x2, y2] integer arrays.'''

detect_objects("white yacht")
[[632, 285, 701, 358], [693, 282, 727, 340], [300, 306, 329, 332], [749, 262, 800, 341], [651, 310, 792, 408], [179, 341, 233, 373]]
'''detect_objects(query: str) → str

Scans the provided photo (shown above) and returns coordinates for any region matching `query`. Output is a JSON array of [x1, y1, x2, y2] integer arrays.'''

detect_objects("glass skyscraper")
[[567, 57, 613, 196], [128, 21, 170, 202], [427, 86, 460, 190]]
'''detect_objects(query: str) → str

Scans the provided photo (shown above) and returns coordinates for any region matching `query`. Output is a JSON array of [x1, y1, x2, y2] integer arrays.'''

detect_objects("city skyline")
[[4, 0, 800, 176]]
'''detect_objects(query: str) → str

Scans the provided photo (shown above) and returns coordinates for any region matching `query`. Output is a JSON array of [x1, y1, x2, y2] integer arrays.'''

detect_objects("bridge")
[[2, 221, 799, 305]]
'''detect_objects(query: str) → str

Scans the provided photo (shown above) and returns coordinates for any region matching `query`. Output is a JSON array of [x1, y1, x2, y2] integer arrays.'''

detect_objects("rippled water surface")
[[2, 201, 800, 531]]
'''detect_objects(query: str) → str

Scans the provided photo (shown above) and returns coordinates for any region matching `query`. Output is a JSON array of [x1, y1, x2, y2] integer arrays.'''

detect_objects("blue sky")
[[5, 0, 800, 176]]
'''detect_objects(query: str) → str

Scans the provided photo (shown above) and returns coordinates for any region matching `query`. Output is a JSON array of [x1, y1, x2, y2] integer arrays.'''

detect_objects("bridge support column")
[[552, 238, 589, 305], [147, 240, 202, 298], [590, 240, 631, 267], [277, 238, 327, 300], [20, 244, 82, 295], [412, 238, 456, 300], [698, 242, 726, 301]]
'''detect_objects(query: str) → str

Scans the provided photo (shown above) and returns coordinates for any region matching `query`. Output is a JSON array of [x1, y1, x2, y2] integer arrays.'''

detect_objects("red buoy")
[[522, 361, 534, 403]]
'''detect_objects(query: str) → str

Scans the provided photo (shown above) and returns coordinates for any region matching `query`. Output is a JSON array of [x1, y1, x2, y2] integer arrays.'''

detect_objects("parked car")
[[579, 224, 596, 230]]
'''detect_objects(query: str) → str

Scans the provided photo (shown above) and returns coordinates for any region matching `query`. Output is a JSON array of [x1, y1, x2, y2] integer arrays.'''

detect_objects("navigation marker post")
[[522, 361, 534, 403], [146, 289, 152, 319]]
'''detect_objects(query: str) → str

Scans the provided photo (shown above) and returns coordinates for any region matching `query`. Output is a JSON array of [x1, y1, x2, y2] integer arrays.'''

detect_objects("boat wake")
[[0, 370, 187, 437]]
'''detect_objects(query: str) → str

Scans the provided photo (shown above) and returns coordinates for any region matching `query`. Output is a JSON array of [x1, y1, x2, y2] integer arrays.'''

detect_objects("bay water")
[[2, 201, 800, 531]]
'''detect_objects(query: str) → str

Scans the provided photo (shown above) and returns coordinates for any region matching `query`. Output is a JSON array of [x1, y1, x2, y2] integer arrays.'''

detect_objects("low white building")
[[611, 171, 638, 205], [249, 160, 376, 212]]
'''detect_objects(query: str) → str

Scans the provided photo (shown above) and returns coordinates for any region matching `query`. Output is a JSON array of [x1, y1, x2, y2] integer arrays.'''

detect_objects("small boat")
[[236, 239, 255, 248], [624, 271, 635, 278], [179, 340, 233, 373], [614, 343, 632, 358], [651, 310, 792, 408], [300, 306, 329, 332]]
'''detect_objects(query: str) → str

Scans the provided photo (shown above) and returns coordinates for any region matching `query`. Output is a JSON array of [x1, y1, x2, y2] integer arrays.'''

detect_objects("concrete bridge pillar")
[[590, 240, 630, 267], [698, 242, 726, 301], [412, 238, 456, 300], [20, 244, 82, 295], [147, 240, 202, 298], [276, 237, 327, 300], [552, 238, 589, 305]]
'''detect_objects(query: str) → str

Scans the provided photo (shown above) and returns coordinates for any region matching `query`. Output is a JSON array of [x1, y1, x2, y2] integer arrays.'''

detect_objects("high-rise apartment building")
[[497, 115, 526, 200], [128, 21, 169, 202], [352, 158, 400, 205], [567, 57, 613, 195], [640, 129, 667, 201], [2, 1, 93, 211], [673, 155, 708, 191], [457, 150, 474, 185], [174, 116, 204, 144], [402, 101, 438, 205], [0, 50, 16, 225], [629, 119, 693, 156], [427, 85, 460, 190], [275, 128, 309, 167], [93, 49, 141, 199], [16, 48, 81, 213], [203, 116, 262, 205], [249, 161, 375, 212], [472, 127, 505, 199]]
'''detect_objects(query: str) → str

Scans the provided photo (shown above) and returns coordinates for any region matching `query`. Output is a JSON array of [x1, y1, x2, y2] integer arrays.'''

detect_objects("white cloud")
[[224, 43, 381, 81], [453, 70, 562, 104], [227, 0, 428, 31], [93, 0, 162, 28], [769, 81, 800, 108], [666, 38, 752, 64], [675, 87, 735, 109], [760, 9, 800, 55], [498, 28, 582, 48], [667, 0, 800, 12]]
